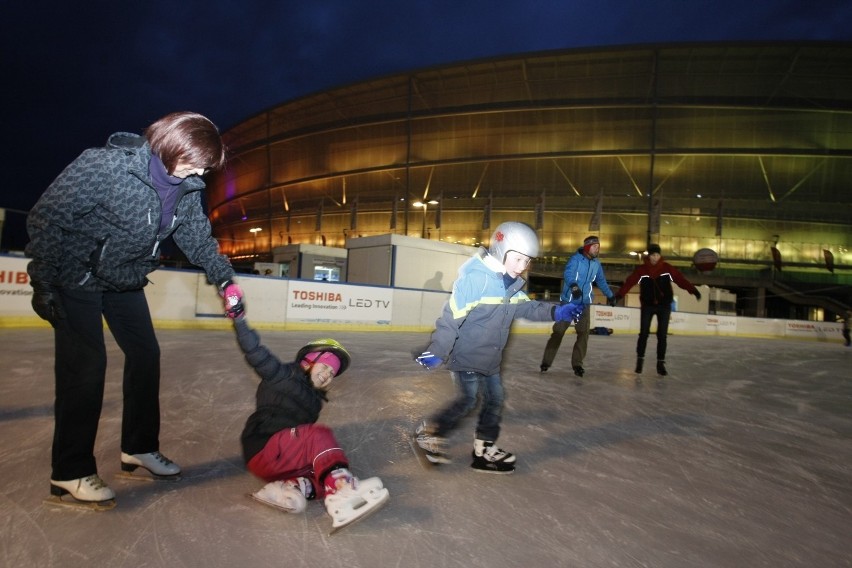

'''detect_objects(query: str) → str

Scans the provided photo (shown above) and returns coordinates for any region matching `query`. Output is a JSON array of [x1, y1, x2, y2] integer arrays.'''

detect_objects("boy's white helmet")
[[488, 222, 539, 262]]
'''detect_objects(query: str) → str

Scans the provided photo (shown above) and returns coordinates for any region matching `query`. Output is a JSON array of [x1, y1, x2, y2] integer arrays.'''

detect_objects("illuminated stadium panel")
[[207, 42, 852, 270]]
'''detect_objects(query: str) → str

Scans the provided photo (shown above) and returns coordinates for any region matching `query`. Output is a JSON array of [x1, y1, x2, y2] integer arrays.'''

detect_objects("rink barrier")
[[0, 256, 843, 342]]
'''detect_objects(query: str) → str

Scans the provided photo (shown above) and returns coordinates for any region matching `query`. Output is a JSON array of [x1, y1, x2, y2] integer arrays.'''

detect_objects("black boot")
[[657, 360, 667, 376], [634, 357, 644, 374], [471, 440, 515, 474]]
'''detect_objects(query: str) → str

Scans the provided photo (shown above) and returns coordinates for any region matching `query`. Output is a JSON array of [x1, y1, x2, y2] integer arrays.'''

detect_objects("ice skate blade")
[[43, 494, 116, 511], [115, 470, 181, 482], [246, 492, 302, 514], [471, 463, 515, 475], [328, 489, 390, 536]]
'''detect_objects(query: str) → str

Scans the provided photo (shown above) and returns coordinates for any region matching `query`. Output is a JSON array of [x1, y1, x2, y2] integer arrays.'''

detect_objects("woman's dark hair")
[[145, 111, 227, 173]]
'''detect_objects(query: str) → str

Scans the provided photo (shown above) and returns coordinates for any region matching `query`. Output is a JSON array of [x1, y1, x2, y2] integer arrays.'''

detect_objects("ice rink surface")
[[1, 325, 850, 568]]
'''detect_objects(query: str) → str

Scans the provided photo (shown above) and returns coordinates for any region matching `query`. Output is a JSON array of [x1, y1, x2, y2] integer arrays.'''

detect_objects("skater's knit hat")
[[583, 235, 599, 249], [583, 235, 600, 256], [647, 243, 662, 255], [302, 351, 342, 375]]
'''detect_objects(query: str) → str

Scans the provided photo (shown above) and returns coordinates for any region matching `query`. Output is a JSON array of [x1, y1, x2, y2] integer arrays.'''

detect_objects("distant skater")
[[539, 235, 616, 378], [614, 244, 701, 376]]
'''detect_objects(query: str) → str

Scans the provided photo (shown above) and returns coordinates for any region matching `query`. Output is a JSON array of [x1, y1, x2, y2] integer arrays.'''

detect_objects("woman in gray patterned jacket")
[[26, 111, 243, 509]]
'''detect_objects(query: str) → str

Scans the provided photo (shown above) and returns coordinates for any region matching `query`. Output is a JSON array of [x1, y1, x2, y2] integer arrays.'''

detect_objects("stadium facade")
[[205, 42, 852, 318]]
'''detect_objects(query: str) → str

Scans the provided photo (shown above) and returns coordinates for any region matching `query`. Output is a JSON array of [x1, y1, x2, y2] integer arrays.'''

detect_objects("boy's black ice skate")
[[471, 439, 515, 474]]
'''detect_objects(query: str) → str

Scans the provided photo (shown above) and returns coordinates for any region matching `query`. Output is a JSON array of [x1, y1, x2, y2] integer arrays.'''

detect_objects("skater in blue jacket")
[[413, 222, 583, 474], [539, 236, 616, 378]]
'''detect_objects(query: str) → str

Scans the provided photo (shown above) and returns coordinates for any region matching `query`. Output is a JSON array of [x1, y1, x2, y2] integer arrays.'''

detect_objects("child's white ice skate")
[[45, 474, 117, 511], [118, 451, 181, 481], [325, 475, 390, 535], [249, 478, 314, 514]]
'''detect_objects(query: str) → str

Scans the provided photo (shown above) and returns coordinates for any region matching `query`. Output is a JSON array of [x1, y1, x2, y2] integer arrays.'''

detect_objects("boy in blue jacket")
[[413, 222, 583, 473]]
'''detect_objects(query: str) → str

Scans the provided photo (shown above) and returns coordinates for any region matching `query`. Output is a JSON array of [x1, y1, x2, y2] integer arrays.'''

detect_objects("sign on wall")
[[0, 256, 33, 316], [287, 280, 393, 324], [591, 305, 630, 327], [785, 320, 838, 340]]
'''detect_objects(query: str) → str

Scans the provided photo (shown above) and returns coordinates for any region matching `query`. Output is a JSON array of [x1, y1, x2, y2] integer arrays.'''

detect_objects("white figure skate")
[[325, 476, 390, 535], [249, 478, 313, 514], [117, 451, 181, 481], [44, 475, 117, 511]]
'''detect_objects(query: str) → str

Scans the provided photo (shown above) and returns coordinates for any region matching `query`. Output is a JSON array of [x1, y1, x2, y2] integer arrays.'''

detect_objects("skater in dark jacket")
[[614, 243, 701, 376], [232, 313, 389, 531], [27, 111, 242, 509]]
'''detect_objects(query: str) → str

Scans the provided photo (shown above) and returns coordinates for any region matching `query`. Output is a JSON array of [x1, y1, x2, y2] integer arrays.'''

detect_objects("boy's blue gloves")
[[415, 351, 442, 370], [554, 302, 584, 323]]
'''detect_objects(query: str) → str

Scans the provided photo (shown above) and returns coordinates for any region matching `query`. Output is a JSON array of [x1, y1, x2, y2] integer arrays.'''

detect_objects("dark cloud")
[[1, 0, 849, 248]]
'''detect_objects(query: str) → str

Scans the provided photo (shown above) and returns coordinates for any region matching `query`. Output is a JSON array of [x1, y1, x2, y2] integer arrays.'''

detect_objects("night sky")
[[2, 0, 850, 248]]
